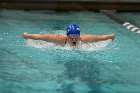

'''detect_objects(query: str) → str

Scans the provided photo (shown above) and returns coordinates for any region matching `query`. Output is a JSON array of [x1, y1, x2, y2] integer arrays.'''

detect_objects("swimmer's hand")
[[22, 32, 28, 39], [111, 34, 115, 41]]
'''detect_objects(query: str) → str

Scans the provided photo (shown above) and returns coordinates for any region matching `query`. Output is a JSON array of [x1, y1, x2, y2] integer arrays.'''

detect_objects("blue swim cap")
[[66, 24, 80, 35]]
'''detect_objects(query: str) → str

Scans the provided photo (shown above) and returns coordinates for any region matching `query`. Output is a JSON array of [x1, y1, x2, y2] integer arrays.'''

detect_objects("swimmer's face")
[[67, 34, 80, 46]]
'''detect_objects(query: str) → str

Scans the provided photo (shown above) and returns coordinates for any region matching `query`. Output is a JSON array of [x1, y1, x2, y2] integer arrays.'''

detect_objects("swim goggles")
[[68, 34, 80, 39]]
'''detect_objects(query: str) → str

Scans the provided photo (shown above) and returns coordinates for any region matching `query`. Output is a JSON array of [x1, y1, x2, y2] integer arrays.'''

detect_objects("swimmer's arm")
[[81, 34, 115, 42], [22, 33, 64, 43]]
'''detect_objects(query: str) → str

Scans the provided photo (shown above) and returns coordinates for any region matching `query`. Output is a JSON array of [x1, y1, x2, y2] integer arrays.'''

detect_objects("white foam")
[[26, 39, 112, 51]]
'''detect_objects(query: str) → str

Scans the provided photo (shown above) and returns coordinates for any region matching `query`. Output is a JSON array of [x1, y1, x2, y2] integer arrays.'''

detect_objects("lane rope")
[[101, 10, 140, 34], [123, 22, 140, 33]]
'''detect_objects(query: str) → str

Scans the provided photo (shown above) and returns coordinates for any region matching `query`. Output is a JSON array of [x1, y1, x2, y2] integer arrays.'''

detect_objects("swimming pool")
[[0, 10, 140, 93]]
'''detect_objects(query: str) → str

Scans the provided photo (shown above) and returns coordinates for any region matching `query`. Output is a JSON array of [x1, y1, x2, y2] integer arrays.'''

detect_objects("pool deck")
[[0, 1, 140, 11]]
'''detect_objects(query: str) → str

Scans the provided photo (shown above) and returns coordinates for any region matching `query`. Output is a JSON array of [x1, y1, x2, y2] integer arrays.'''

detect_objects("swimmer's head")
[[66, 24, 80, 35], [66, 24, 80, 46]]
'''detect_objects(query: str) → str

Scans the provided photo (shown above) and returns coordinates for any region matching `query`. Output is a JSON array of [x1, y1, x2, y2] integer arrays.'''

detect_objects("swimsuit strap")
[[64, 37, 67, 45]]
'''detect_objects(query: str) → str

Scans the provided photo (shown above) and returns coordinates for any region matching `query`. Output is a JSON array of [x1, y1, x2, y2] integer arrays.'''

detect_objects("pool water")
[[0, 10, 140, 93]]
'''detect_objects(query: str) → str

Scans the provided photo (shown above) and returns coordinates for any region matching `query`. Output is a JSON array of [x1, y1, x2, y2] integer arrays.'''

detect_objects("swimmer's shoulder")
[[47, 34, 66, 41], [80, 34, 96, 42], [51, 34, 66, 38], [80, 34, 96, 37], [56, 34, 67, 45], [59, 34, 67, 39]]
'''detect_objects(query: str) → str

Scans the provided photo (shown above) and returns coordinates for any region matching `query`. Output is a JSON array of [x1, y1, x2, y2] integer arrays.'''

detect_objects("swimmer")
[[22, 24, 115, 46]]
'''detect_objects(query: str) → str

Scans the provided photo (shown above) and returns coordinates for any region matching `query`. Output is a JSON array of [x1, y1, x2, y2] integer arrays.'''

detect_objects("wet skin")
[[66, 34, 80, 46], [22, 33, 115, 46]]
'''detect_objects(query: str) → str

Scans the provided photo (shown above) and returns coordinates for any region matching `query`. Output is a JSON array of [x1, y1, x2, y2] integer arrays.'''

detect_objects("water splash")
[[26, 39, 112, 51]]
